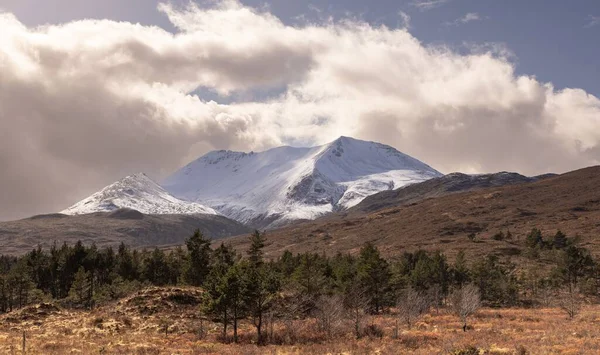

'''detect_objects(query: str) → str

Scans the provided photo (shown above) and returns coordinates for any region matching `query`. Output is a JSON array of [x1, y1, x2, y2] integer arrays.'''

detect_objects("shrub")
[[451, 346, 480, 355], [362, 323, 384, 339]]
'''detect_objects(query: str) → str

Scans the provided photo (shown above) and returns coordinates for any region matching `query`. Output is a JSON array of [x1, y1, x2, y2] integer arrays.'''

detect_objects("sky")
[[0, 0, 599, 220]]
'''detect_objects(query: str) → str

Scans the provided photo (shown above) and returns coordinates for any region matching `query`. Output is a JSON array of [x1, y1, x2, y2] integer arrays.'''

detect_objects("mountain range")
[[63, 137, 441, 228], [7, 136, 595, 257]]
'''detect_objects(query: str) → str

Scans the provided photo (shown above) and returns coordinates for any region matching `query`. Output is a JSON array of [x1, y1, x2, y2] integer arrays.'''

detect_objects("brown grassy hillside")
[[223, 166, 600, 261], [2, 287, 600, 354], [0, 211, 250, 255]]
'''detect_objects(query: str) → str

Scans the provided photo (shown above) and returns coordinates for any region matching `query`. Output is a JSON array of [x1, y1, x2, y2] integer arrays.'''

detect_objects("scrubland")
[[1, 287, 599, 355]]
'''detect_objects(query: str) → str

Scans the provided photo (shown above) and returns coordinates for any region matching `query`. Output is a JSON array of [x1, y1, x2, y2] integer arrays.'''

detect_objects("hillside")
[[0, 210, 250, 255], [221, 166, 600, 260], [3, 287, 599, 354], [347, 171, 548, 215]]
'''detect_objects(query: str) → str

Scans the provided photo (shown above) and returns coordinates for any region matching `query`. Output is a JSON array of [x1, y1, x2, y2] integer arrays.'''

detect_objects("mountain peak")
[[164, 137, 441, 228], [62, 173, 218, 216]]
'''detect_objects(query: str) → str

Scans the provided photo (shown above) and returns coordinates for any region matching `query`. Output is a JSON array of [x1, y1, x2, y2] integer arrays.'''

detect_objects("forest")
[[0, 228, 597, 346]]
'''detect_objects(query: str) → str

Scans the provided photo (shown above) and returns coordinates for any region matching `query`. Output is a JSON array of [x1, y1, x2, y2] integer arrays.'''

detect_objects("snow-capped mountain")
[[163, 136, 441, 228], [62, 173, 218, 215]]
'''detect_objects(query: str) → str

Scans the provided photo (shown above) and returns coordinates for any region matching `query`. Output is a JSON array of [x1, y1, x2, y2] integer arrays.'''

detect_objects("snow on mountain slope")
[[62, 173, 218, 215], [163, 137, 441, 228]]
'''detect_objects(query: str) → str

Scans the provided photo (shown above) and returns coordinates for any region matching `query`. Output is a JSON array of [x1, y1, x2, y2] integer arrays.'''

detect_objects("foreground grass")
[[1, 289, 599, 354]]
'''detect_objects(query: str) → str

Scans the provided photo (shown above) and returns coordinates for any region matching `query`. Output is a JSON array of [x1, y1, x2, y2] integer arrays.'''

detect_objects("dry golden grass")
[[2, 288, 600, 354]]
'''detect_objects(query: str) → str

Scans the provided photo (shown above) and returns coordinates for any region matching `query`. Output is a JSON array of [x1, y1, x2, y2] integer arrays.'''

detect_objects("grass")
[[2, 288, 600, 354]]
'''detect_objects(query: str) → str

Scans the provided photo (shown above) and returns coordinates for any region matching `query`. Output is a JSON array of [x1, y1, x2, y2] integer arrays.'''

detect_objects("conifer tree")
[[220, 262, 247, 343], [292, 253, 327, 311], [185, 229, 212, 286], [117, 242, 136, 281], [202, 243, 238, 340], [278, 250, 297, 278], [7, 261, 36, 310], [553, 230, 568, 249], [69, 267, 91, 308], [247, 230, 266, 267], [453, 250, 470, 286], [144, 248, 170, 286], [357, 243, 391, 313], [244, 231, 281, 344], [526, 228, 543, 248]]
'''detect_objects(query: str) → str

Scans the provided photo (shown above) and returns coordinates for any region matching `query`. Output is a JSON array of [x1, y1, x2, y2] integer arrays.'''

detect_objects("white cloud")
[[0, 1, 599, 220], [586, 15, 600, 28], [446, 12, 483, 26], [411, 0, 450, 11], [398, 11, 411, 29]]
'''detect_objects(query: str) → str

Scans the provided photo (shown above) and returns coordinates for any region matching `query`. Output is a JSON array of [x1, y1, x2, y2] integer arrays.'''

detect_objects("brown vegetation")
[[2, 286, 600, 354]]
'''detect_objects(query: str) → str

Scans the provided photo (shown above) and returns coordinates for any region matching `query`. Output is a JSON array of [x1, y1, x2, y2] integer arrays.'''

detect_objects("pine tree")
[[247, 230, 266, 267], [278, 250, 297, 278], [69, 267, 91, 308], [292, 253, 327, 312], [167, 246, 186, 285], [526, 228, 543, 248], [357, 243, 391, 314], [453, 250, 470, 286], [202, 243, 238, 340], [7, 261, 36, 310], [552, 244, 596, 292], [117, 242, 136, 281], [220, 262, 247, 343], [244, 232, 280, 344], [144, 248, 170, 286], [330, 252, 358, 294], [553, 230, 568, 249], [185, 229, 212, 286]]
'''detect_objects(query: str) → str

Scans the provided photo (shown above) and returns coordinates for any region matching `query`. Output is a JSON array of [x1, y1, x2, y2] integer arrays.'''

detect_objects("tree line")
[[0, 228, 598, 343]]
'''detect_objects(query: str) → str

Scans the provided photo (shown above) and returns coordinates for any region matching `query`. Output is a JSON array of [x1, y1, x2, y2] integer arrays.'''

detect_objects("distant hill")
[[347, 171, 554, 215], [221, 166, 600, 261], [0, 209, 250, 255]]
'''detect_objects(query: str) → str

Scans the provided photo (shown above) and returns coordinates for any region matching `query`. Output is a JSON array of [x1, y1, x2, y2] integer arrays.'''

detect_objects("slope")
[[0, 210, 250, 255], [220, 166, 600, 261], [347, 172, 546, 214]]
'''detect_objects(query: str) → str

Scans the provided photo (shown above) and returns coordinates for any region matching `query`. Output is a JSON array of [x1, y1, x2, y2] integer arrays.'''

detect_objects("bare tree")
[[315, 295, 345, 339], [344, 286, 369, 339], [427, 284, 443, 314], [537, 283, 553, 308], [277, 292, 311, 344], [557, 285, 582, 320], [451, 284, 481, 332], [397, 287, 428, 329]]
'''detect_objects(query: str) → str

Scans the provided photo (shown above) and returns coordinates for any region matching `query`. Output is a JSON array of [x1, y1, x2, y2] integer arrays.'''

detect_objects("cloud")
[[586, 15, 600, 28], [398, 11, 411, 29], [0, 1, 599, 220], [411, 0, 449, 11], [445, 12, 483, 26]]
